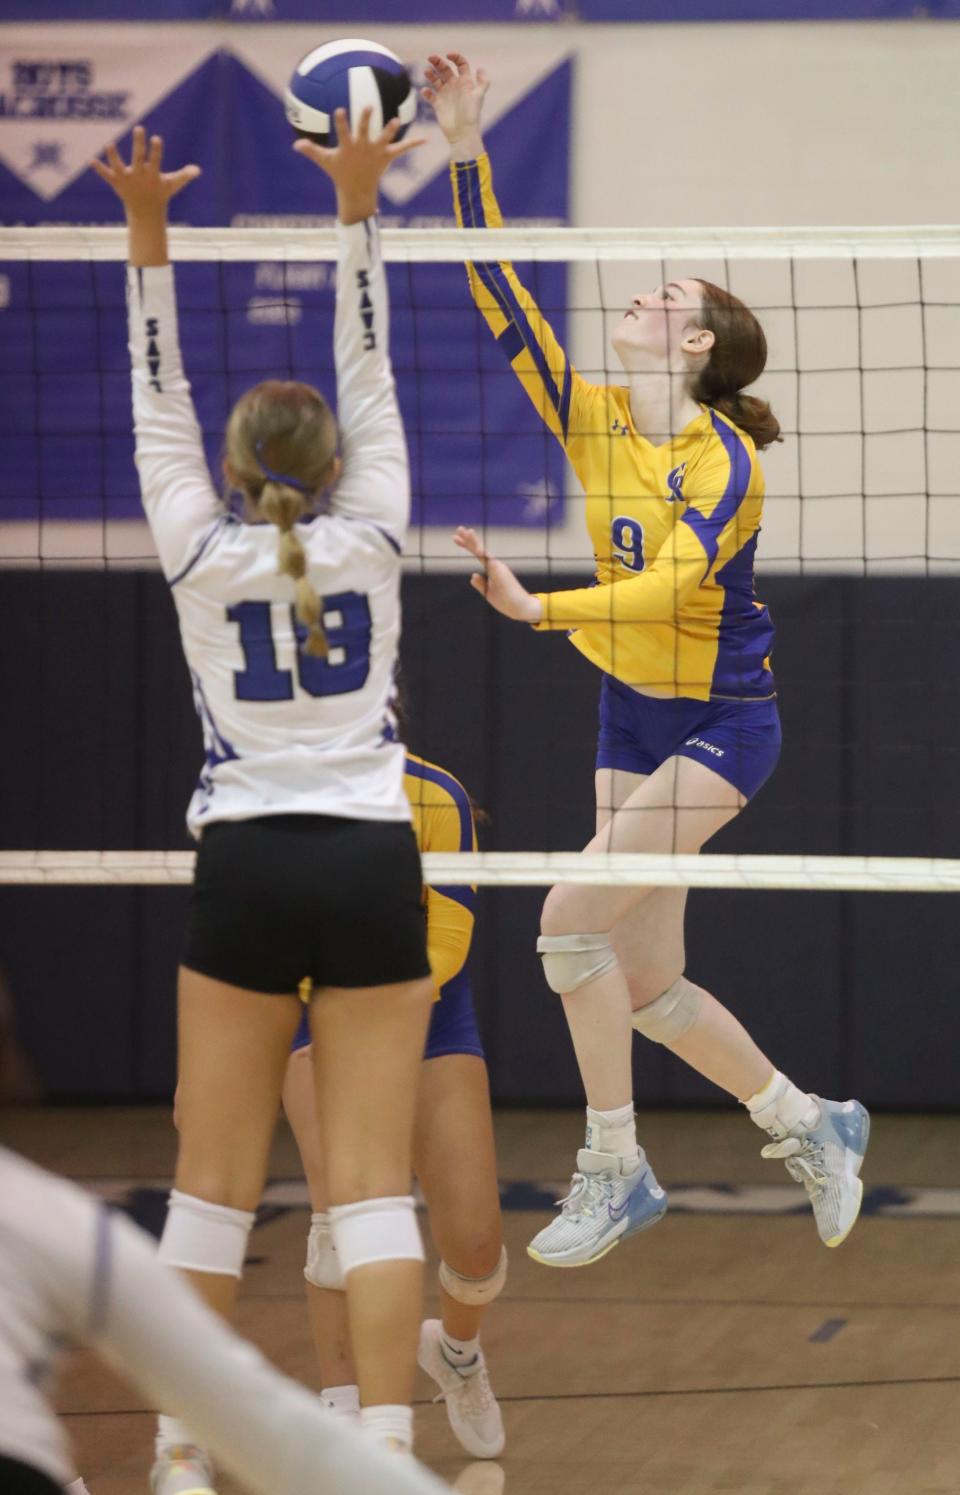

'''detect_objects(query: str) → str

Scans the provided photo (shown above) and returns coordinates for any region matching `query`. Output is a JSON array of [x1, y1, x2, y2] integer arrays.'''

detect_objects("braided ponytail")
[[257, 480, 328, 658], [225, 379, 339, 660]]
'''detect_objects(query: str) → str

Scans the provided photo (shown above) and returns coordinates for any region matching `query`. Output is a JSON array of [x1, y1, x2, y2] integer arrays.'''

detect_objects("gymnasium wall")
[[1, 569, 958, 1108], [3, 13, 960, 229], [2, 8, 959, 1108]]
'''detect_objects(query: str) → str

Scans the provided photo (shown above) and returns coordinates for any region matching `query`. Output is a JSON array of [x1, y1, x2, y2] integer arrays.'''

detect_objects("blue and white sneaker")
[[761, 1096, 870, 1247], [526, 1148, 667, 1268]]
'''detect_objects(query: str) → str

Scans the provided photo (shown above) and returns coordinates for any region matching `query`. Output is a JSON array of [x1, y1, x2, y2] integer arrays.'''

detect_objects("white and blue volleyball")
[[285, 38, 416, 147]]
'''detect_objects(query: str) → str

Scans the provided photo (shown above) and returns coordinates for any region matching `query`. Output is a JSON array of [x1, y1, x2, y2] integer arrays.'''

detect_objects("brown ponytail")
[[225, 380, 339, 658], [692, 281, 782, 450]]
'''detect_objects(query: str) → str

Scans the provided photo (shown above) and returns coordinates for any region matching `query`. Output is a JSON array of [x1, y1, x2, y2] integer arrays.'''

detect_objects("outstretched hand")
[[294, 107, 424, 224], [91, 125, 200, 213], [454, 526, 543, 624], [422, 53, 489, 154]]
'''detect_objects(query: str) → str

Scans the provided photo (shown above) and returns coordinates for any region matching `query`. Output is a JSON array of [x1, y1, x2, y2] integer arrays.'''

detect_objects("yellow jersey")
[[451, 153, 775, 702], [404, 753, 476, 1000]]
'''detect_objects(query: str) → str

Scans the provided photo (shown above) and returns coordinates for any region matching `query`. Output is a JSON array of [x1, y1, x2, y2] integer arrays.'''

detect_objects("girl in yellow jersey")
[[424, 53, 870, 1269], [282, 753, 506, 1459]]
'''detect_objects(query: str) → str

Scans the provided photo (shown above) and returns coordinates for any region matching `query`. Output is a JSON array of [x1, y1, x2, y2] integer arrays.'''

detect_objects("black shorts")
[[0, 1458, 62, 1495], [182, 814, 431, 995]]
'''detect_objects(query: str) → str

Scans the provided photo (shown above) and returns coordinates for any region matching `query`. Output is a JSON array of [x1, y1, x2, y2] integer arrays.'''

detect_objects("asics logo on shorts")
[[685, 736, 725, 758]]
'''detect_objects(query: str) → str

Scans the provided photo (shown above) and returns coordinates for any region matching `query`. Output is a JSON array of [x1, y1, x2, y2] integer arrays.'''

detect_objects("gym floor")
[[7, 1106, 960, 1495]]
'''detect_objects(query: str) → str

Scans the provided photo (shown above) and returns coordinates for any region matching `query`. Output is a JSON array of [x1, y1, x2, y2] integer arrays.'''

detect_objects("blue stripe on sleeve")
[[475, 261, 569, 440], [455, 159, 484, 231], [558, 353, 573, 439], [680, 411, 753, 573], [457, 161, 570, 441], [498, 323, 524, 361]]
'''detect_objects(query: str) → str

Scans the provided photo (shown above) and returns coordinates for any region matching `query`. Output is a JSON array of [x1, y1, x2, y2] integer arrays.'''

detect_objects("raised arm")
[[424, 53, 598, 454], [92, 128, 222, 584], [295, 110, 424, 544]]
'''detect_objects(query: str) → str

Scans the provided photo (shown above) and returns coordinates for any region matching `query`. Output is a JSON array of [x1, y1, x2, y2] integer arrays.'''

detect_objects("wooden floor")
[[7, 1106, 960, 1495]]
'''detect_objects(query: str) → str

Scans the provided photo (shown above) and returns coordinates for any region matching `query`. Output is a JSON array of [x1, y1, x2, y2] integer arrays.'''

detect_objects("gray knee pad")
[[439, 1246, 508, 1307], [631, 976, 703, 1044], [537, 933, 619, 995]]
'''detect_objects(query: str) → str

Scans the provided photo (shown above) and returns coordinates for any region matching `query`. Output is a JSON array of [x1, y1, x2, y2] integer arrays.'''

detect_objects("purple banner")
[[1, 38, 572, 532]]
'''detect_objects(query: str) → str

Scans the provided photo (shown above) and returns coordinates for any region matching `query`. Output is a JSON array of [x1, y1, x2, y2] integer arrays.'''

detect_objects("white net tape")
[[2, 225, 959, 261], [1, 851, 959, 892]]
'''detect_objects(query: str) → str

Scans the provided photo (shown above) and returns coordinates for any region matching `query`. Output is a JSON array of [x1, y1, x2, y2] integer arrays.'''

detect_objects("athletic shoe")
[[526, 1148, 667, 1268], [761, 1096, 870, 1247], [149, 1447, 216, 1495], [418, 1319, 505, 1459]]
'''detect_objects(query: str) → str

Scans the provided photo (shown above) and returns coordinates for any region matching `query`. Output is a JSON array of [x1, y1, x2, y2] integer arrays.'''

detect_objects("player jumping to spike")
[[424, 52, 870, 1270]]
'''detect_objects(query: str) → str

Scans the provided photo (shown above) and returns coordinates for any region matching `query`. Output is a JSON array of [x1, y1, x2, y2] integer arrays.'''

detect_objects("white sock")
[[64, 1480, 92, 1495], [441, 1330, 481, 1376], [745, 1070, 820, 1137], [156, 1413, 204, 1456], [360, 1404, 413, 1450], [322, 1383, 361, 1417], [585, 1102, 638, 1162]]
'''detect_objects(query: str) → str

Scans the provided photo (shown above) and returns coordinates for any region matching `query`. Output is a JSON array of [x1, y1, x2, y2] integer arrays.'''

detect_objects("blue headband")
[[255, 440, 312, 496]]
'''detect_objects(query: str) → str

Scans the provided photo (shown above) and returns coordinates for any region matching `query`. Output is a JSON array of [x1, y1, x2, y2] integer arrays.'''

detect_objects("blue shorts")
[[291, 968, 484, 1062], [596, 674, 781, 801]]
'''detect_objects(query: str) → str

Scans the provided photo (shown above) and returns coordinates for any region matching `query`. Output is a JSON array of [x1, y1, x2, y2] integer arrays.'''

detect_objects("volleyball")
[[284, 38, 417, 147]]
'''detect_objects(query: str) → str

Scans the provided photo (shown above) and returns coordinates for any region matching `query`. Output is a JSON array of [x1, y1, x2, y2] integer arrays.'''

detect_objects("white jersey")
[[0, 1148, 447, 1495], [128, 218, 409, 836]]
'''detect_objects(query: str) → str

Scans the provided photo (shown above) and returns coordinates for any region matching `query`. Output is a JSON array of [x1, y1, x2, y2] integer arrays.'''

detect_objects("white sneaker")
[[418, 1319, 505, 1459], [149, 1447, 216, 1495], [527, 1148, 667, 1268], [761, 1096, 870, 1247]]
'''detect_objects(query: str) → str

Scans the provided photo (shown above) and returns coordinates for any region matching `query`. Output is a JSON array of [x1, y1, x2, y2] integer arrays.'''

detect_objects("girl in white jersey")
[[92, 114, 433, 1490]]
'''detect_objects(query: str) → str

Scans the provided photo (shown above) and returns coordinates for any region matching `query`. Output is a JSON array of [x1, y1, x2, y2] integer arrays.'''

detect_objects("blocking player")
[[92, 110, 433, 1491]]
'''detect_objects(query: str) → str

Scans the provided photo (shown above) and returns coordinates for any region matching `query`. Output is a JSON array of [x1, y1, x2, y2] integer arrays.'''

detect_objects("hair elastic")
[[254, 439, 312, 495]]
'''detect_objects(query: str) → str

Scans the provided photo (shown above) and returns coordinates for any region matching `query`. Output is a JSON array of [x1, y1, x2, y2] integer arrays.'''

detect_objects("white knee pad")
[[304, 1211, 346, 1291], [329, 1196, 423, 1279], [631, 975, 703, 1044], [537, 933, 619, 995], [439, 1245, 508, 1307], [158, 1190, 255, 1278]]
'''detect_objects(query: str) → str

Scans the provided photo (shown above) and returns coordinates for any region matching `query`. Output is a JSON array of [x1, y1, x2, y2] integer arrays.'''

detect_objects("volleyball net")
[[1, 221, 959, 896]]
